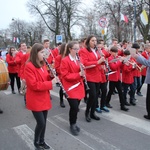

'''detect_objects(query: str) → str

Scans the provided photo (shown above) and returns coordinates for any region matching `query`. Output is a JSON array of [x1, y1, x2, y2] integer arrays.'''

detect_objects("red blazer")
[[131, 57, 141, 77], [6, 54, 18, 73], [20, 53, 30, 79], [47, 49, 56, 64], [79, 48, 102, 83], [15, 51, 26, 77], [122, 62, 134, 84], [141, 51, 149, 76], [108, 55, 122, 81], [60, 56, 85, 100], [24, 62, 53, 111]]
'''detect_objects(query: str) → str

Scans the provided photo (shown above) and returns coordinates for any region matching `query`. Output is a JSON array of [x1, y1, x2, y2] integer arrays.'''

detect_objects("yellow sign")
[[101, 29, 105, 35]]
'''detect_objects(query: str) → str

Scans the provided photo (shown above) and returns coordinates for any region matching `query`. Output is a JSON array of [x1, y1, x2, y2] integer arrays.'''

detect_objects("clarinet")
[[43, 57, 69, 98], [95, 46, 111, 74], [76, 53, 90, 91]]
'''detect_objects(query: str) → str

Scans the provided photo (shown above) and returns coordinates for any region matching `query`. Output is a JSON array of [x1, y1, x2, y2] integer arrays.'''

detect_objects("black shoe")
[[60, 102, 65, 108], [121, 106, 129, 111], [106, 103, 113, 108], [85, 111, 91, 122], [0, 109, 3, 114], [90, 114, 100, 120], [39, 142, 50, 149], [75, 124, 80, 132], [143, 115, 150, 120], [130, 101, 136, 106], [34, 142, 44, 150], [12, 91, 16, 94], [70, 124, 79, 136], [125, 102, 130, 106], [136, 92, 143, 96]]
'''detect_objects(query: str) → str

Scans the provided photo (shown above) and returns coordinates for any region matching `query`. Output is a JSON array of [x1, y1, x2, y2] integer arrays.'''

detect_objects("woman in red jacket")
[[79, 35, 105, 122], [24, 43, 56, 150], [60, 41, 85, 136], [6, 47, 21, 94]]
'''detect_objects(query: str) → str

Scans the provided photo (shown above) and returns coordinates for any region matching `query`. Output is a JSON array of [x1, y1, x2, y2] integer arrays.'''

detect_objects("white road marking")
[[81, 107, 150, 136], [48, 116, 120, 150], [13, 124, 54, 150]]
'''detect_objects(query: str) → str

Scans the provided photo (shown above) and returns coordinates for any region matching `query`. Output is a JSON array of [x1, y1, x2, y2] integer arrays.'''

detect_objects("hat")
[[132, 43, 140, 49]]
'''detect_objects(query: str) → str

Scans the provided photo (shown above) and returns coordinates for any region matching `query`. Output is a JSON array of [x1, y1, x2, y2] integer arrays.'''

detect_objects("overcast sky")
[[0, 0, 93, 30], [0, 0, 33, 29]]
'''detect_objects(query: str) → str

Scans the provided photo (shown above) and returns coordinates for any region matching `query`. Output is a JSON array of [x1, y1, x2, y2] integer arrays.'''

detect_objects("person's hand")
[[97, 56, 105, 64], [51, 77, 58, 85]]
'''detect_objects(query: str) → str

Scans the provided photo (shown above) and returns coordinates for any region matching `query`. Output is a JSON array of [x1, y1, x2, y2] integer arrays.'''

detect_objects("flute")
[[43, 57, 69, 98], [76, 53, 90, 91]]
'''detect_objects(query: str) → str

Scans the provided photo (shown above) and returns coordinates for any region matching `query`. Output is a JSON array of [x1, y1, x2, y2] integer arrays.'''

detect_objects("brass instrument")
[[76, 53, 90, 91], [43, 57, 68, 98]]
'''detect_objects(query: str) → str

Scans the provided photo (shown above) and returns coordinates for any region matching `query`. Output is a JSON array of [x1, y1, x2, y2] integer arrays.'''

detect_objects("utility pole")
[[132, 0, 136, 42]]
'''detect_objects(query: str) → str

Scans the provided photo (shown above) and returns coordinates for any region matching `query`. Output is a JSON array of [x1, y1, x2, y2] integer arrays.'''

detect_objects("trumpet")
[[76, 53, 90, 91], [43, 57, 68, 98]]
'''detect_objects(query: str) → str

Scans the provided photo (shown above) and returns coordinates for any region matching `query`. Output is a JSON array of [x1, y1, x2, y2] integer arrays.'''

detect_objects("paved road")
[[0, 84, 150, 150]]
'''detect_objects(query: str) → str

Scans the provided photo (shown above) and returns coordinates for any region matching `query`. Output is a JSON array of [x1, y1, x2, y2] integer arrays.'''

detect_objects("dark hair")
[[64, 41, 78, 57], [59, 43, 66, 56], [43, 39, 49, 43], [9, 46, 15, 56], [112, 38, 118, 42], [110, 46, 118, 52], [56, 42, 62, 46], [122, 40, 127, 45], [123, 50, 130, 55], [80, 37, 87, 43], [29, 43, 44, 68], [132, 43, 140, 49], [85, 35, 96, 52]]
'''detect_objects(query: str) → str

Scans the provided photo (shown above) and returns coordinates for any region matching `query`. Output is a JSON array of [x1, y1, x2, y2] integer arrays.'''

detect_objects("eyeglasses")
[[72, 48, 79, 51]]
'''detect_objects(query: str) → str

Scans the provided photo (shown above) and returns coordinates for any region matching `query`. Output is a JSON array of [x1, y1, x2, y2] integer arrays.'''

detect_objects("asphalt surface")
[[0, 83, 150, 150]]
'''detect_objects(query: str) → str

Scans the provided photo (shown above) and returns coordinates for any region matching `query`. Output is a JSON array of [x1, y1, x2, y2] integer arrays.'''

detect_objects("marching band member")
[[122, 50, 135, 106], [60, 41, 85, 136], [136, 44, 149, 96], [105, 46, 129, 111], [6, 47, 20, 94], [132, 43, 150, 120], [15, 42, 27, 93], [128, 43, 142, 105], [55, 43, 66, 108], [80, 35, 105, 122], [24, 43, 57, 149], [95, 40, 110, 113]]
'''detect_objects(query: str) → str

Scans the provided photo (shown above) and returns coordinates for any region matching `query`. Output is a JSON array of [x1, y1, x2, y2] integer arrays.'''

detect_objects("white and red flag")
[[120, 13, 128, 23]]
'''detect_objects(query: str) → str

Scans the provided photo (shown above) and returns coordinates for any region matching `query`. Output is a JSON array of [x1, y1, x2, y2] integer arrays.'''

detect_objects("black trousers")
[[96, 82, 108, 108], [86, 81, 100, 115], [146, 84, 150, 116], [32, 110, 48, 144], [9, 73, 21, 91], [67, 98, 80, 125], [106, 80, 125, 107], [137, 75, 145, 93]]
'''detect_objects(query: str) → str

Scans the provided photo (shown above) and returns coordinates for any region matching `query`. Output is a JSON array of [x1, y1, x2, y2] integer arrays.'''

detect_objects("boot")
[[85, 110, 91, 122], [70, 124, 79, 136]]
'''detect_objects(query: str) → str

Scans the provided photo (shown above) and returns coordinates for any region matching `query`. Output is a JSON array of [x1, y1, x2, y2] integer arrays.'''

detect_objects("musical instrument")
[[43, 57, 68, 98], [76, 53, 90, 91], [95, 46, 111, 74], [0, 59, 9, 90]]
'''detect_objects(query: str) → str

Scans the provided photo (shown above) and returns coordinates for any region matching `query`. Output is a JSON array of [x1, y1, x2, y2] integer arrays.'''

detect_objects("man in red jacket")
[[106, 46, 129, 111]]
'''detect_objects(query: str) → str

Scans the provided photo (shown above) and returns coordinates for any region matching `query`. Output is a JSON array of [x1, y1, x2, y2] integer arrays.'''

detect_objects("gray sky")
[[0, 0, 33, 29], [0, 0, 93, 30]]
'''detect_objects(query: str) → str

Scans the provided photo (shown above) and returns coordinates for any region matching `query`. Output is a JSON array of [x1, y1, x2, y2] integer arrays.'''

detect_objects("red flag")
[[120, 13, 128, 23]]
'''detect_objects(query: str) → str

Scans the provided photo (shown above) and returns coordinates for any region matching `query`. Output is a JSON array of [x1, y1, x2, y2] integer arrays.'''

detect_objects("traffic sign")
[[99, 17, 107, 28], [56, 35, 62, 43]]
